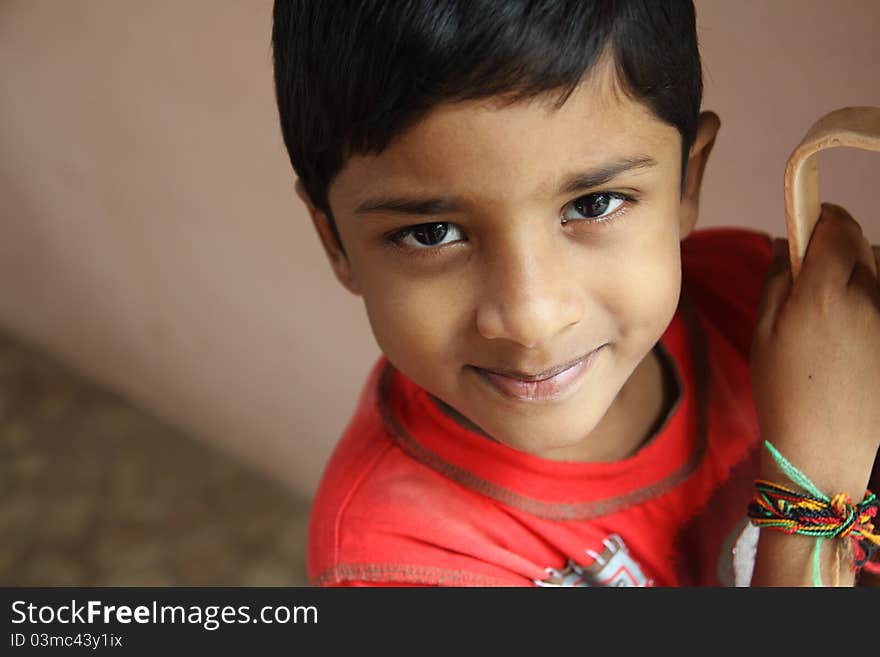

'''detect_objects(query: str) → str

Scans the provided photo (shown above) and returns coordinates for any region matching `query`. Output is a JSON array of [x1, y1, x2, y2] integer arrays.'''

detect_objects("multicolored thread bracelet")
[[746, 440, 880, 586]]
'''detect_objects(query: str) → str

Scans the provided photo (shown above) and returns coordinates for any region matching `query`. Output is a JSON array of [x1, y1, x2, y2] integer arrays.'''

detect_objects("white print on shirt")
[[535, 534, 654, 587], [731, 521, 759, 587], [711, 516, 759, 586]]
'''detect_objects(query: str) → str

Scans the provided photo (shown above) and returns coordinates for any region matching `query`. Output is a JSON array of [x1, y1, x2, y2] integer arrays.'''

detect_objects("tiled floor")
[[0, 330, 310, 586]]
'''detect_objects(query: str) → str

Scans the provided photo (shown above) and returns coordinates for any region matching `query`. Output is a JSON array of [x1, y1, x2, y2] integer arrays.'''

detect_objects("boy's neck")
[[430, 343, 680, 463], [602, 343, 680, 460]]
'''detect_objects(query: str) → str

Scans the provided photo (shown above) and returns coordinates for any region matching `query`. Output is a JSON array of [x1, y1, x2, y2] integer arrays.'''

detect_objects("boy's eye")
[[561, 192, 627, 223], [393, 222, 464, 249], [388, 192, 631, 252]]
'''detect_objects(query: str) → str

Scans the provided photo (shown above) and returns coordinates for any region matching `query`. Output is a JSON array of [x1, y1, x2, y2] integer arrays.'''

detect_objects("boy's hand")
[[750, 203, 880, 498]]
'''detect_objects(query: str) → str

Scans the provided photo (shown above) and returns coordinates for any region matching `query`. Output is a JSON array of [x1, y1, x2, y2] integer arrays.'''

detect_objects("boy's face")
[[310, 67, 707, 460]]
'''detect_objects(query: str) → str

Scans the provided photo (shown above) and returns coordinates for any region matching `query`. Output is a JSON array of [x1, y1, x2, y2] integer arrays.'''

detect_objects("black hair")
[[272, 0, 702, 237]]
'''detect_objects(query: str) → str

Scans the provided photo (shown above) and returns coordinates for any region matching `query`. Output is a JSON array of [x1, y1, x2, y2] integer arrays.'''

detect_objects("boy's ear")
[[294, 179, 362, 296], [680, 111, 721, 239]]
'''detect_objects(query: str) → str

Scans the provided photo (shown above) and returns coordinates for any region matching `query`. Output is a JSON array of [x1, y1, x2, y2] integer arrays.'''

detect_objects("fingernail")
[[822, 202, 851, 219]]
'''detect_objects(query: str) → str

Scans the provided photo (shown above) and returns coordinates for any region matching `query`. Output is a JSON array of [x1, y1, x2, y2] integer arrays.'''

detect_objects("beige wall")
[[1, 1, 878, 498], [697, 0, 880, 239]]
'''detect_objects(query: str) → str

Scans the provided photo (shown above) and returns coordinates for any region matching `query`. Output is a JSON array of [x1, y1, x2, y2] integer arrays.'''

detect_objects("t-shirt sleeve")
[[680, 227, 774, 359]]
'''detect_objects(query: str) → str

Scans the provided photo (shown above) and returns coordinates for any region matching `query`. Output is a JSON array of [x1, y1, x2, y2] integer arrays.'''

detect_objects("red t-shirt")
[[308, 228, 774, 586]]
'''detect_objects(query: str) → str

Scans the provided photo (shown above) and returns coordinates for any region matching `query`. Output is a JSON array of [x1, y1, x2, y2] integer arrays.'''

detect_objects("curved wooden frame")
[[784, 106, 880, 279]]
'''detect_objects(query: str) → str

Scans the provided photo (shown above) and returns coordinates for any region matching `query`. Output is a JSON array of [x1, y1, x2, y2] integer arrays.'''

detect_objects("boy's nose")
[[475, 235, 584, 350]]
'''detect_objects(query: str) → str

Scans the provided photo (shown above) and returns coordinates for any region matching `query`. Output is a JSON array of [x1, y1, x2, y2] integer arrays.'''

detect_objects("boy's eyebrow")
[[557, 155, 658, 195], [353, 155, 658, 217]]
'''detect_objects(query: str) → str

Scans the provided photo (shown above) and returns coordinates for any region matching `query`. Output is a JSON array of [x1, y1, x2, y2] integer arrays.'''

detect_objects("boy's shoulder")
[[681, 225, 773, 275], [681, 226, 773, 359]]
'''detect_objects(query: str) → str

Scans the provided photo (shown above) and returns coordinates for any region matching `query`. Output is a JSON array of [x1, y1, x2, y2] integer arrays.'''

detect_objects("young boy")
[[272, 0, 880, 586]]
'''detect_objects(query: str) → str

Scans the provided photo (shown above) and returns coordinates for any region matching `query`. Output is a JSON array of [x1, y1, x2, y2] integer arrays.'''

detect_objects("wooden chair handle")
[[784, 106, 880, 279]]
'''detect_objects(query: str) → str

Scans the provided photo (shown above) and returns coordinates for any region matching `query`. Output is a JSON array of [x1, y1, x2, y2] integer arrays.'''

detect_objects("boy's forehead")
[[331, 74, 680, 212]]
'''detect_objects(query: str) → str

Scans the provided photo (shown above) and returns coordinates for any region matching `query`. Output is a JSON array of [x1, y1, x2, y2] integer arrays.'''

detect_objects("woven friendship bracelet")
[[747, 441, 880, 586], [748, 481, 880, 565]]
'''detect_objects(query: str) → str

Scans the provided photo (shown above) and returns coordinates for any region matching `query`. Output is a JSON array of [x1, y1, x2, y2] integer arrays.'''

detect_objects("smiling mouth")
[[470, 346, 605, 401], [477, 352, 598, 382]]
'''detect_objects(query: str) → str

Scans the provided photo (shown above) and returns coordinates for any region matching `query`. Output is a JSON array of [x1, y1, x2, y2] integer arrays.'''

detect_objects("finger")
[[846, 239, 880, 311], [754, 237, 792, 338], [798, 203, 864, 291], [848, 237, 878, 288], [849, 244, 880, 310], [848, 261, 880, 310], [848, 227, 877, 282]]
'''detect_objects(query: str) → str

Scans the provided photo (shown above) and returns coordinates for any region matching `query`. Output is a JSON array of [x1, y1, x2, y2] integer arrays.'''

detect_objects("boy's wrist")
[[750, 440, 879, 586]]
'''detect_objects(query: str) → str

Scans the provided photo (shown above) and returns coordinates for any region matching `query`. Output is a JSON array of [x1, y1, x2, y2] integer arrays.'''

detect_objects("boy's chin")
[[485, 414, 608, 461]]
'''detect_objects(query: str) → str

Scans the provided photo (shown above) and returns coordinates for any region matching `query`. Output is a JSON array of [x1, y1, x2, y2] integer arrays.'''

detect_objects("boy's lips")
[[470, 346, 605, 402]]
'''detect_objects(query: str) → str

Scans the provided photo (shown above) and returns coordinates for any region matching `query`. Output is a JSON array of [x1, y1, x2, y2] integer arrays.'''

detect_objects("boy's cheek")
[[605, 248, 681, 338], [612, 237, 681, 295], [363, 284, 464, 360]]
